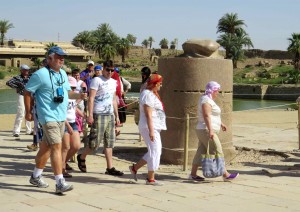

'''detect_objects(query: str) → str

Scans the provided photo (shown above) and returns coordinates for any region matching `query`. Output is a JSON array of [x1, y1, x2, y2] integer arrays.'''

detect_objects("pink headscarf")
[[204, 81, 221, 99]]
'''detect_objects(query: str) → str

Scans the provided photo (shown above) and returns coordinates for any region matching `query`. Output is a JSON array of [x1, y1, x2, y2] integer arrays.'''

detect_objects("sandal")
[[115, 130, 121, 137], [63, 169, 72, 178], [77, 154, 87, 173], [66, 163, 73, 171], [105, 167, 124, 176]]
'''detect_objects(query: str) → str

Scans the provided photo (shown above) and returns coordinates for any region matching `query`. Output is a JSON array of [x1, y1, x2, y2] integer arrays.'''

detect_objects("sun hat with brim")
[[68, 76, 77, 87], [48, 46, 67, 56], [20, 64, 30, 70]]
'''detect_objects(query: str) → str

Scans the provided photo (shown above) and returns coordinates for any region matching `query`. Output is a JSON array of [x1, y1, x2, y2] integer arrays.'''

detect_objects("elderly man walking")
[[24, 46, 87, 194], [6, 64, 32, 137]]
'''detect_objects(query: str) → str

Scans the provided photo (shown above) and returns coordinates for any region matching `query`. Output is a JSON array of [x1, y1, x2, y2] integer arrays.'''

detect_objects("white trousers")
[[139, 128, 162, 171], [13, 94, 31, 134]]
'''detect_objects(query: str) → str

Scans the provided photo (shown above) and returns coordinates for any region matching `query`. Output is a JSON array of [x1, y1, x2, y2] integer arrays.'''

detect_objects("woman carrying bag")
[[189, 81, 239, 181]]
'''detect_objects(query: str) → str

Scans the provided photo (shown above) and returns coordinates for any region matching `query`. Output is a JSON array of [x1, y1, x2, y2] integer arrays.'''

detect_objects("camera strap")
[[46, 65, 64, 97]]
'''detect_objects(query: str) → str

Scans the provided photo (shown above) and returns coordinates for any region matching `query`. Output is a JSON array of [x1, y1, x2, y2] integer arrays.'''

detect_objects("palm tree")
[[217, 29, 253, 68], [72, 30, 93, 50], [0, 20, 14, 46], [170, 38, 178, 49], [44, 42, 57, 55], [32, 58, 42, 69], [126, 34, 137, 46], [90, 23, 119, 59], [142, 39, 149, 48], [101, 44, 117, 61], [159, 38, 169, 49], [287, 33, 300, 70], [116, 38, 130, 62], [217, 13, 253, 68], [217, 13, 246, 34], [148, 36, 155, 48]]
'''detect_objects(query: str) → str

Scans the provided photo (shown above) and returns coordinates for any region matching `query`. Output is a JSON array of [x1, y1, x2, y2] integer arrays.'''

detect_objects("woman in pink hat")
[[189, 81, 239, 182]]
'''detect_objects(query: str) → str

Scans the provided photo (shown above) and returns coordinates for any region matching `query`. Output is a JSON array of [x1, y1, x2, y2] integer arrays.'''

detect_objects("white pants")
[[13, 94, 31, 134], [139, 128, 162, 171]]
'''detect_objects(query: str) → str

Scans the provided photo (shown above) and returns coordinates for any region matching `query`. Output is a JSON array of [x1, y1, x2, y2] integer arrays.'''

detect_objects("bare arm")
[[68, 90, 87, 100], [24, 90, 33, 121], [202, 103, 213, 139], [113, 92, 120, 125], [87, 89, 96, 125], [144, 104, 154, 141]]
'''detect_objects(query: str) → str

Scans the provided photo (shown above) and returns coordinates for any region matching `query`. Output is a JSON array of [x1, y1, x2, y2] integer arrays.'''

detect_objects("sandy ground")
[[1, 109, 298, 151]]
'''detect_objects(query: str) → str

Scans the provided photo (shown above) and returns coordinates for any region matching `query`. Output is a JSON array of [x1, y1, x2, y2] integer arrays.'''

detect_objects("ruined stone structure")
[[158, 57, 236, 165], [0, 40, 93, 68]]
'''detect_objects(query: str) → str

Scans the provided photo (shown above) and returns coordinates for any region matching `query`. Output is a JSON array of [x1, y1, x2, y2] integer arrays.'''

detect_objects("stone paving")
[[1, 115, 300, 211]]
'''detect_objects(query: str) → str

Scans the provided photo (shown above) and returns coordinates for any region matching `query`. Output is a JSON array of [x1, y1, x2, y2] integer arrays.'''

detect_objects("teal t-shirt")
[[25, 67, 71, 125]]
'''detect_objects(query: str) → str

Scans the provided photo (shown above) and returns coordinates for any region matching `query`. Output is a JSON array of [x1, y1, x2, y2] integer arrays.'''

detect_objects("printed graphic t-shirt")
[[90, 75, 116, 115]]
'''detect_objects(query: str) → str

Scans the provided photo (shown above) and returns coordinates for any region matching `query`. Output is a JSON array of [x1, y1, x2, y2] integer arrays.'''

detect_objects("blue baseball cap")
[[94, 65, 102, 71], [114, 67, 120, 73], [48, 46, 67, 56]]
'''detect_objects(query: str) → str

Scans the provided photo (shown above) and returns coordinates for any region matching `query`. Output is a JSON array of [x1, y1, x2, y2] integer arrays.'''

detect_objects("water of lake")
[[0, 89, 296, 114]]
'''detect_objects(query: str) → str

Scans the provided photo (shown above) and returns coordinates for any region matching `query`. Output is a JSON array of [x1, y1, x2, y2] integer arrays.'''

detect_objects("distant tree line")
[[0, 17, 299, 70]]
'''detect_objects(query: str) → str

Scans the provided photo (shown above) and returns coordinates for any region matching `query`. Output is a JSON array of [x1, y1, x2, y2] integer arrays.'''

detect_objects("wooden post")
[[183, 113, 190, 171], [298, 99, 300, 149]]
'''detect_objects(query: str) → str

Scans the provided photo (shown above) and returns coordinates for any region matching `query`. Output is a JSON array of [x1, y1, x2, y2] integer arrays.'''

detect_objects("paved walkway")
[[1, 115, 300, 211]]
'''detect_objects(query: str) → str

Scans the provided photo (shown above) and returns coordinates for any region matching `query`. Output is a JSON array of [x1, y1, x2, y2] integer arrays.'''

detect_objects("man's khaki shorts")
[[42, 121, 65, 145]]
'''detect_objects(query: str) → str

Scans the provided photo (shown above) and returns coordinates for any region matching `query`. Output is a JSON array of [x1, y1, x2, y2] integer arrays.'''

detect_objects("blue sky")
[[1, 0, 299, 50]]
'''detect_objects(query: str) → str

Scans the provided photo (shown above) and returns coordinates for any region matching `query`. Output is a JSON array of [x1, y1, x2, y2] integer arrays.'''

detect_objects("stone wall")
[[233, 84, 300, 101], [244, 49, 293, 60]]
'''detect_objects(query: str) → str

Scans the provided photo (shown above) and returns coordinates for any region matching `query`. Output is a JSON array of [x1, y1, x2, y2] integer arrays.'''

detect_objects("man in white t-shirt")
[[77, 60, 124, 176]]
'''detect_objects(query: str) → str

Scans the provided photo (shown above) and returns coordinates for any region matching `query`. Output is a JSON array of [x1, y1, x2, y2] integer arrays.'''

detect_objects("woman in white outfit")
[[129, 74, 166, 186]]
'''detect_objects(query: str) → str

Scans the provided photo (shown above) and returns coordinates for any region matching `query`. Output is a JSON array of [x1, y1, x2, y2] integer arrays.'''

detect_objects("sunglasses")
[[105, 68, 114, 72], [71, 87, 76, 90]]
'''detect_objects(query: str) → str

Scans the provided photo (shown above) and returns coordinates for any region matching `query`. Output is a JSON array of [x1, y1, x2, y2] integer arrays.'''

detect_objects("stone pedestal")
[[158, 57, 236, 165]]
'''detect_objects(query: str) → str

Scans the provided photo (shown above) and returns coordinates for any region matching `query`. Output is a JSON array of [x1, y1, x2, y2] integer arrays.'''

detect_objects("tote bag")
[[201, 139, 225, 178]]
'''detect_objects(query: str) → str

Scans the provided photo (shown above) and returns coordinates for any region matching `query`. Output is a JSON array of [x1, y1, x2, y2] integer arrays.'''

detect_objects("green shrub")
[[0, 71, 5, 79]]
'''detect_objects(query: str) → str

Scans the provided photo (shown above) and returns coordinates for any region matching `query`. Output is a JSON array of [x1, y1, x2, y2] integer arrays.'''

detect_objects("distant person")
[[140, 66, 151, 92], [134, 66, 152, 125], [80, 60, 95, 92], [111, 68, 125, 135], [129, 74, 166, 186], [189, 81, 239, 181], [77, 60, 124, 176], [27, 59, 48, 151], [93, 65, 103, 77], [24, 46, 87, 194], [72, 68, 87, 134], [6, 64, 32, 137]]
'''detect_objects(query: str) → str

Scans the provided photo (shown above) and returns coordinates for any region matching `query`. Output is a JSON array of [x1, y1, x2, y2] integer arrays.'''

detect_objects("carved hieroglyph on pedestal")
[[158, 39, 236, 165]]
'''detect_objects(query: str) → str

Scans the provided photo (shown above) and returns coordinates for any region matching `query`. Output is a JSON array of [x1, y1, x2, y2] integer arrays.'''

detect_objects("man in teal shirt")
[[24, 46, 87, 194]]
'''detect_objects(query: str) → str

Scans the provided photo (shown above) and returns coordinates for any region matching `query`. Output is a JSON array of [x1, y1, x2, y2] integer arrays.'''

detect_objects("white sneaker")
[[145, 179, 164, 186], [29, 174, 49, 188], [55, 178, 73, 194]]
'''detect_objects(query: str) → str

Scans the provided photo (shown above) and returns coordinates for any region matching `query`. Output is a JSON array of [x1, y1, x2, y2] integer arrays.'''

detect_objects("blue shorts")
[[64, 122, 78, 133]]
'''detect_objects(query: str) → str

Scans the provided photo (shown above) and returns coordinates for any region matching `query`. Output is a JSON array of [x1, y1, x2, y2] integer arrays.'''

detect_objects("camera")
[[54, 87, 64, 103], [54, 96, 64, 103]]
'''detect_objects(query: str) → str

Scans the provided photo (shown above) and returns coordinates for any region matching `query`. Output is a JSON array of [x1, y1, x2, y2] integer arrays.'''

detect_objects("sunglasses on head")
[[105, 68, 114, 72]]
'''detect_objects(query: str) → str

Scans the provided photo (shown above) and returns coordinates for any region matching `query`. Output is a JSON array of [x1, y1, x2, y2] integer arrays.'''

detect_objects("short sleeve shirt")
[[90, 76, 116, 114], [138, 89, 167, 130], [196, 95, 221, 132], [25, 67, 71, 125], [66, 99, 76, 123]]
